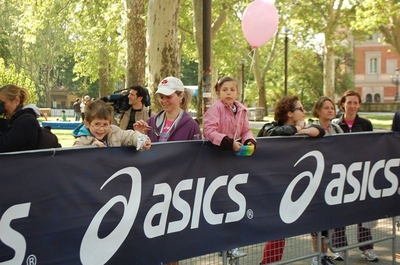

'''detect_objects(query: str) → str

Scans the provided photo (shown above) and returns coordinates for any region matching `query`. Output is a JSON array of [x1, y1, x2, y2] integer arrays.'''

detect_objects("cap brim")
[[155, 87, 176, 96]]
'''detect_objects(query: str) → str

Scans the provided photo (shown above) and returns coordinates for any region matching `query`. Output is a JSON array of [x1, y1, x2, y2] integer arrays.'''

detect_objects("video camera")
[[101, 86, 151, 114]]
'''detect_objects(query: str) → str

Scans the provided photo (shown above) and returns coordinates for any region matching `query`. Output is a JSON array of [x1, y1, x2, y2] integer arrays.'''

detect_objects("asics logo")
[[80, 167, 249, 264], [280, 151, 400, 224]]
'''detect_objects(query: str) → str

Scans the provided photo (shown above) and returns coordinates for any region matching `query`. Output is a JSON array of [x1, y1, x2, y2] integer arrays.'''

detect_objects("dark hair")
[[274, 95, 299, 125], [129, 85, 146, 104], [128, 85, 151, 107], [312, 96, 335, 118], [214, 76, 239, 93], [339, 90, 361, 111], [84, 99, 113, 123]]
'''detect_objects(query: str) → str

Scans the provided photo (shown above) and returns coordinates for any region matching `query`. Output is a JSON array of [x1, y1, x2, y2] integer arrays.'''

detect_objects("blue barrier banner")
[[1, 132, 400, 264]]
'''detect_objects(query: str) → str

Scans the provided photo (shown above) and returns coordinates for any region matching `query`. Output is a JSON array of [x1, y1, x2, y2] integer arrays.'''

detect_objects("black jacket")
[[0, 108, 41, 153], [257, 121, 325, 137], [391, 110, 400, 132], [332, 114, 373, 133]]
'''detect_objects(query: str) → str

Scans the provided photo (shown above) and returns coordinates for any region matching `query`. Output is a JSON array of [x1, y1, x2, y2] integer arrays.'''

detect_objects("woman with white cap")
[[143, 77, 201, 265], [145, 76, 201, 142]]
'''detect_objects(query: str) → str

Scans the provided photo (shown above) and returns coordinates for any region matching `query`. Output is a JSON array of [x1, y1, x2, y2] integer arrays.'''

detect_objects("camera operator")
[[119, 85, 152, 130]]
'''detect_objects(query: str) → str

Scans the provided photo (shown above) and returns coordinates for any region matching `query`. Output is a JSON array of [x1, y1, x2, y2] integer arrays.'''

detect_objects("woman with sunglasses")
[[258, 95, 324, 265], [257, 95, 324, 138]]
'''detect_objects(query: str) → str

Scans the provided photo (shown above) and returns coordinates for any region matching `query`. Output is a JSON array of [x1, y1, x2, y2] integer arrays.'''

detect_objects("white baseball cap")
[[156, 76, 185, 96]]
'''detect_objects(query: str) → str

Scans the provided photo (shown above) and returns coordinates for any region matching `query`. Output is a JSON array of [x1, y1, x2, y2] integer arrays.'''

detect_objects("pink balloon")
[[241, 0, 279, 48]]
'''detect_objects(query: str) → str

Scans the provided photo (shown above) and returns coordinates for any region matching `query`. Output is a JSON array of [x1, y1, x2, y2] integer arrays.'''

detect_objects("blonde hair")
[[0, 84, 30, 106], [312, 96, 335, 118], [177, 88, 192, 111]]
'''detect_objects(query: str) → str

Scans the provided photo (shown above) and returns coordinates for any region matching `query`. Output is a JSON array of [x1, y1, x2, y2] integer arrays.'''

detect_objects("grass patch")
[[39, 117, 77, 147], [53, 129, 75, 147]]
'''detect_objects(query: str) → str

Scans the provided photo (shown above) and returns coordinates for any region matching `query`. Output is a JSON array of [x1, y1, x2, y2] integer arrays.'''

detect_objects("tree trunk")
[[147, 0, 181, 112], [193, 1, 227, 118], [323, 41, 335, 99], [98, 46, 110, 98], [254, 49, 267, 116], [125, 0, 146, 87], [193, 0, 203, 119]]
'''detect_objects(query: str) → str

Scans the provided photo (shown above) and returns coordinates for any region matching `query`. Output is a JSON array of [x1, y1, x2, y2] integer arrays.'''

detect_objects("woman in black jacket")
[[0, 84, 42, 153], [332, 90, 373, 133], [258, 96, 324, 265], [331, 90, 378, 262]]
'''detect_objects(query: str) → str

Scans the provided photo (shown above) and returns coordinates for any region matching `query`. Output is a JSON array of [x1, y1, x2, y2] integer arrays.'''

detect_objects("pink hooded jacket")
[[203, 99, 255, 146]]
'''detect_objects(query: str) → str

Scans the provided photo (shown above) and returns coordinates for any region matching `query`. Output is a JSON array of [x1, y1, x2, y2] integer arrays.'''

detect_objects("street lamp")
[[391, 68, 400, 102], [282, 27, 291, 96], [239, 58, 247, 103]]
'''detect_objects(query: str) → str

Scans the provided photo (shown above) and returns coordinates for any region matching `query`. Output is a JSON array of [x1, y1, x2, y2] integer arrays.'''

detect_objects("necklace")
[[231, 104, 237, 113]]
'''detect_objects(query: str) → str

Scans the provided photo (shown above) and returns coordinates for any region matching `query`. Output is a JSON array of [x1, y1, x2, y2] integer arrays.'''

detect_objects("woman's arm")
[[298, 124, 325, 138]]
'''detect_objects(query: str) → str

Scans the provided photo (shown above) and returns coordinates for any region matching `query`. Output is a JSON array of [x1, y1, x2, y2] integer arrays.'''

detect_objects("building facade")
[[354, 33, 400, 104], [49, 86, 80, 109]]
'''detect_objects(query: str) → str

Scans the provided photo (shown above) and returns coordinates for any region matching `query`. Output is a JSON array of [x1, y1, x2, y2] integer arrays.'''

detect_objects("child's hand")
[[92, 139, 106, 147], [136, 134, 151, 151], [133, 120, 150, 134], [233, 141, 242, 152]]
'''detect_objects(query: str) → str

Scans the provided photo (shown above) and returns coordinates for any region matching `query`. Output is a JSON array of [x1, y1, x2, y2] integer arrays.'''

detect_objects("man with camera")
[[119, 85, 152, 130]]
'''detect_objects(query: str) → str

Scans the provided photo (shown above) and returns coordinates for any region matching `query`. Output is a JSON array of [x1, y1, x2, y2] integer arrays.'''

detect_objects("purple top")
[[146, 110, 201, 142]]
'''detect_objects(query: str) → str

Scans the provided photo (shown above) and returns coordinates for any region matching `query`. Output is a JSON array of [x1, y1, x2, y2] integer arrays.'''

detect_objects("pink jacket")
[[203, 99, 255, 146]]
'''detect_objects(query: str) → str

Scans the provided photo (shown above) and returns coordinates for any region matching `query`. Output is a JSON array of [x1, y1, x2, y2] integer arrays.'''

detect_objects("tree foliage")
[[0, 59, 37, 103], [0, 0, 393, 113], [352, 0, 400, 54]]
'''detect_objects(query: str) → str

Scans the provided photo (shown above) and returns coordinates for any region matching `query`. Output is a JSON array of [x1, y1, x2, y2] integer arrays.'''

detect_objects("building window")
[[374, 94, 381, 103], [369, 58, 378, 74], [367, 33, 381, 41], [386, 59, 398, 74], [366, 94, 372, 103]]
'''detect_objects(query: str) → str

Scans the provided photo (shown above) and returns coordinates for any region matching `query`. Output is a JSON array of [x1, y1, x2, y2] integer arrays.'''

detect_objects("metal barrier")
[[329, 217, 397, 265], [176, 217, 398, 265]]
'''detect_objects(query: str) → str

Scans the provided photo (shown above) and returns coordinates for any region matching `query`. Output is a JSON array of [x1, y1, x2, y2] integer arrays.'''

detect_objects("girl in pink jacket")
[[203, 76, 257, 258], [203, 76, 257, 154]]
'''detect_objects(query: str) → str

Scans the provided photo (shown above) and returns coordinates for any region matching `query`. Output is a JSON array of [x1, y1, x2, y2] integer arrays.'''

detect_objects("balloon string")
[[247, 48, 256, 71], [243, 48, 256, 104]]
